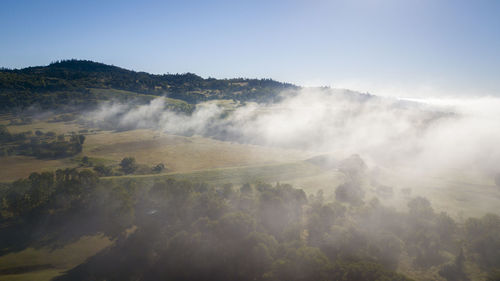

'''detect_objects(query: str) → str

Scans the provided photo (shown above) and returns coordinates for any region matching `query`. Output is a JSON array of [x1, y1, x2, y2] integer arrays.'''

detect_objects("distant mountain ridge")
[[0, 59, 298, 111]]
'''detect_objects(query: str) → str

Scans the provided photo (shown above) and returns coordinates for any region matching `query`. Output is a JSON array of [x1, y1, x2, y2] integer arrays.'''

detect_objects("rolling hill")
[[0, 60, 298, 111]]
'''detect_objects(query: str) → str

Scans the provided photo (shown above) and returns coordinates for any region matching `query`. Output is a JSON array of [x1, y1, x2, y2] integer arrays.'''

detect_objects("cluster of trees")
[[1, 166, 499, 280], [81, 156, 164, 177], [0, 169, 137, 252], [0, 125, 85, 158], [0, 59, 298, 111], [24, 134, 85, 158], [0, 125, 31, 143], [1, 169, 98, 217], [42, 179, 412, 281]]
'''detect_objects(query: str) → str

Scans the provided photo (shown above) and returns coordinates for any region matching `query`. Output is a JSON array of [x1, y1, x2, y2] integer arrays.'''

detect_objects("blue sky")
[[1, 0, 499, 97]]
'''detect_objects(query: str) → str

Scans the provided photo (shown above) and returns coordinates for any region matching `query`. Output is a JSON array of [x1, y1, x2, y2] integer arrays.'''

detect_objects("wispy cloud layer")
[[86, 89, 500, 176]]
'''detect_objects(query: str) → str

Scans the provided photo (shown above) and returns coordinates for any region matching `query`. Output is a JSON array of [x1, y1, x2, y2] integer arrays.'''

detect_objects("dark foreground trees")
[[1, 171, 499, 281], [0, 174, 415, 281], [45, 179, 413, 281]]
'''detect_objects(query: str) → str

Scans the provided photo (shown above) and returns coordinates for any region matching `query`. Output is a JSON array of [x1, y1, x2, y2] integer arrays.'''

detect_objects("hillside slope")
[[0, 60, 298, 111]]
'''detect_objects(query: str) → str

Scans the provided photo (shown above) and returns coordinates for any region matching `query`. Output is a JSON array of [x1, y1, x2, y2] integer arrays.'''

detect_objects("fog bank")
[[85, 89, 500, 176]]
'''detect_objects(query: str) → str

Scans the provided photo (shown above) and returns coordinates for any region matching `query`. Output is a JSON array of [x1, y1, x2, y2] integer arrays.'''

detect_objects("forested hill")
[[0, 59, 298, 110]]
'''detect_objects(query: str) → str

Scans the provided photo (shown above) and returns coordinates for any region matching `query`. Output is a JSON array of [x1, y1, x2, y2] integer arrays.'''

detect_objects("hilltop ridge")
[[0, 59, 298, 111]]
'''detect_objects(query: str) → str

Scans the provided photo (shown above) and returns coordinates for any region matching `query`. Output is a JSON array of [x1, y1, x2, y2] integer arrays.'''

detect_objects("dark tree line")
[[0, 59, 299, 111], [1, 169, 499, 281]]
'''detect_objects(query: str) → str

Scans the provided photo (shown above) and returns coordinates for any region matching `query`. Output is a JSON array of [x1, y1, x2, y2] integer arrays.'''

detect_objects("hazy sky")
[[1, 0, 499, 97]]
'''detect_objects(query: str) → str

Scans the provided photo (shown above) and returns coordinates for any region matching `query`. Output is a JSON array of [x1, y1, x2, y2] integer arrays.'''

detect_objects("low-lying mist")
[[4, 87, 500, 281], [85, 88, 500, 178]]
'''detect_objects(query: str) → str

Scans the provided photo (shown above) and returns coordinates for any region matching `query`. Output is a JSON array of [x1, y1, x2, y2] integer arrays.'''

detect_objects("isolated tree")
[[152, 163, 165, 173], [81, 156, 90, 166], [120, 157, 138, 174]]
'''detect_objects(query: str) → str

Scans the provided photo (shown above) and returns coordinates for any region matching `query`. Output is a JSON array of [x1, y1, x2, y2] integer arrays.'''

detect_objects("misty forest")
[[1, 60, 500, 281]]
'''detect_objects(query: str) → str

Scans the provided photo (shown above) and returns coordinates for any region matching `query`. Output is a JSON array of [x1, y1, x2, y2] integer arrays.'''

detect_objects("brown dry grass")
[[6, 121, 85, 135], [0, 156, 70, 182], [83, 129, 310, 173], [1, 118, 311, 181]]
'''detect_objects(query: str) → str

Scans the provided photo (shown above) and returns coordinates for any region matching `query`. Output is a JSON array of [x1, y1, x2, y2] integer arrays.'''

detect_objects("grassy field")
[[83, 129, 309, 171], [0, 116, 310, 181], [102, 160, 327, 186], [0, 156, 72, 182], [2, 114, 500, 217], [0, 269, 62, 281], [366, 166, 500, 219], [5, 119, 86, 135], [0, 116, 85, 181], [2, 112, 500, 281], [0, 235, 112, 281], [2, 114, 500, 218]]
